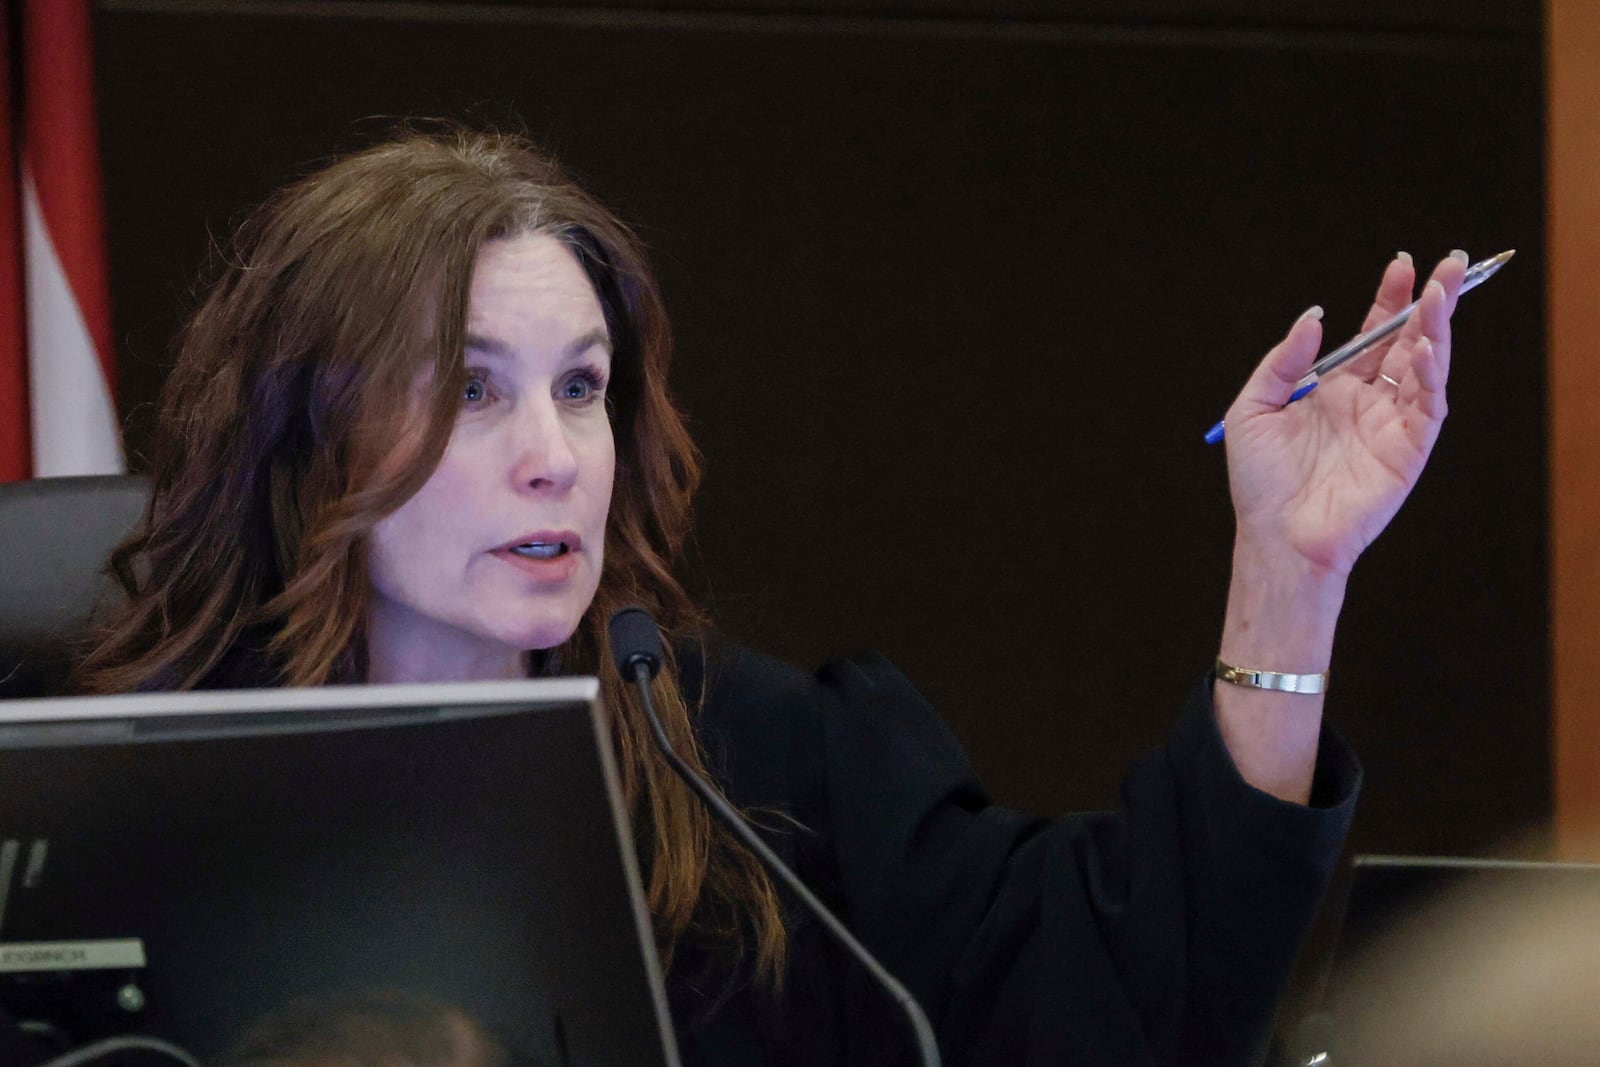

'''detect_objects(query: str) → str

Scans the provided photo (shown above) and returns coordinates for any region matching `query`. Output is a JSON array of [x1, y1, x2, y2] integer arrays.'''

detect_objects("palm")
[[1223, 254, 1465, 578]]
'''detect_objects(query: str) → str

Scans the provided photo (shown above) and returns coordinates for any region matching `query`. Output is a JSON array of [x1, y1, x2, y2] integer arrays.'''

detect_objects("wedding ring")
[[1378, 373, 1401, 388]]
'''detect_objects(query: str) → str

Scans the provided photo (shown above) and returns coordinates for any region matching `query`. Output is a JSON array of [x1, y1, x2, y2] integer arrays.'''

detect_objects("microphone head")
[[607, 607, 664, 680]]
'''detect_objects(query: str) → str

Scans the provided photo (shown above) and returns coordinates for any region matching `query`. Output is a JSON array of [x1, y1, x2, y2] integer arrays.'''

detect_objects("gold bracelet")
[[1215, 657, 1328, 695]]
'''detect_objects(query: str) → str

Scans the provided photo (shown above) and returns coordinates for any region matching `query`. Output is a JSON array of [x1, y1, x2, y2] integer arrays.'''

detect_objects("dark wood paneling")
[[94, 6, 1546, 861], [104, 0, 1542, 35]]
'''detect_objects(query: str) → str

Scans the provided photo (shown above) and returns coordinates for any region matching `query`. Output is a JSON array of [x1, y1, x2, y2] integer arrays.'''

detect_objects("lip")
[[495, 530, 583, 554], [490, 530, 583, 582]]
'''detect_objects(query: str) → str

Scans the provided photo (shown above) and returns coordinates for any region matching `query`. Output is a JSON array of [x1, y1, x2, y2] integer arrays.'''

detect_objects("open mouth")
[[508, 541, 570, 561]]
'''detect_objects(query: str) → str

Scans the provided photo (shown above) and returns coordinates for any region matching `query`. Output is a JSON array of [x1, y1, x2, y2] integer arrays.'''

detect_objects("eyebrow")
[[464, 328, 613, 360]]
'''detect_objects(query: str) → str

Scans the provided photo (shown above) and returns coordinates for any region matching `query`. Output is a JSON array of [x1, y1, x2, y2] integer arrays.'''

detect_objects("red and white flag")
[[1, 0, 122, 483]]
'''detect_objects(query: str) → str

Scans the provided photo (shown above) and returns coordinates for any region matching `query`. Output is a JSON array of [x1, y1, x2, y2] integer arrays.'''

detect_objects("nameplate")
[[0, 939, 146, 972]]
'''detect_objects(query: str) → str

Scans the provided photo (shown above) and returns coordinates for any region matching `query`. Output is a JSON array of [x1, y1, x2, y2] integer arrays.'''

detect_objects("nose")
[[509, 394, 580, 493]]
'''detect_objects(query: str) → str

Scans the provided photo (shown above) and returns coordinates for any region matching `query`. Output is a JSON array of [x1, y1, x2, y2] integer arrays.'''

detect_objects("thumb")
[[1232, 305, 1325, 418]]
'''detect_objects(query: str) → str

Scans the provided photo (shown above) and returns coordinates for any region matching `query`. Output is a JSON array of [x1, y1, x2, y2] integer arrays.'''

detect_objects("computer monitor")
[[0, 679, 680, 1067], [1321, 854, 1600, 1064]]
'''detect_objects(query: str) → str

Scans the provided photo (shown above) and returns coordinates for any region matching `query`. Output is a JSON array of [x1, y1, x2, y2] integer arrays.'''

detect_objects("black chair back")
[[0, 474, 150, 697]]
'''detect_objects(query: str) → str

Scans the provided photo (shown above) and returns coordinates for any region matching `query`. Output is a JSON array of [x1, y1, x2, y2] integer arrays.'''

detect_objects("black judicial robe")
[[663, 639, 1359, 1067]]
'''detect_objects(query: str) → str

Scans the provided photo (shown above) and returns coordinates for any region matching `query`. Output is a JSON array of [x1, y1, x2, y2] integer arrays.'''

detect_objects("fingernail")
[[1298, 305, 1324, 322], [1396, 251, 1413, 265], [1427, 279, 1445, 297], [1450, 249, 1469, 264]]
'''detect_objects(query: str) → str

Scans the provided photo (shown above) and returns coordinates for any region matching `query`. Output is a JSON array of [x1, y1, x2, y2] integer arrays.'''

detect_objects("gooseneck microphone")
[[607, 608, 942, 1067]]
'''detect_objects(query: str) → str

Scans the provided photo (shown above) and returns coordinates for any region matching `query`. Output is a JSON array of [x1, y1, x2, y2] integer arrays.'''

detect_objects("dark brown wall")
[[94, 0, 1546, 862]]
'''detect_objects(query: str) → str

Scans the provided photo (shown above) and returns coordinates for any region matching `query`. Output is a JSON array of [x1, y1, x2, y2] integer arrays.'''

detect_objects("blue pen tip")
[[1287, 381, 1318, 403], [1204, 420, 1226, 445]]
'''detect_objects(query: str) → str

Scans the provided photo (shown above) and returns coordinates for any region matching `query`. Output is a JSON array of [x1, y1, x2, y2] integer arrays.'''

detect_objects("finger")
[[1378, 250, 1466, 386], [1396, 281, 1452, 434], [1392, 250, 1468, 347], [1405, 334, 1448, 424], [1340, 252, 1418, 382], [1415, 277, 1453, 382], [1230, 305, 1324, 418], [1430, 248, 1470, 308], [1362, 252, 1418, 331]]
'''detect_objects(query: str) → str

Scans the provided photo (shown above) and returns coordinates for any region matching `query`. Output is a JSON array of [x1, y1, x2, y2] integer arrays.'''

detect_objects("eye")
[[462, 370, 491, 406], [560, 368, 607, 405]]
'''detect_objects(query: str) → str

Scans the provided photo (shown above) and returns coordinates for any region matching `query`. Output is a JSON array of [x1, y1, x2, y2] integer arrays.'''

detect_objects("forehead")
[[466, 231, 608, 345]]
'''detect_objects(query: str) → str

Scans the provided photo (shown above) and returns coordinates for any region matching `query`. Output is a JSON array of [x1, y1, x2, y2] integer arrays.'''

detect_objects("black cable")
[[37, 1034, 204, 1067]]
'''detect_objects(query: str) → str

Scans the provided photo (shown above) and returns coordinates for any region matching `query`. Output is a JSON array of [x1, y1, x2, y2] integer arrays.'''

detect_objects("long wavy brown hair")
[[74, 126, 785, 983]]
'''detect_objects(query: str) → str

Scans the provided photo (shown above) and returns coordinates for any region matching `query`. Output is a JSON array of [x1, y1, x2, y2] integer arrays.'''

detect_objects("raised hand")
[[1223, 251, 1467, 580]]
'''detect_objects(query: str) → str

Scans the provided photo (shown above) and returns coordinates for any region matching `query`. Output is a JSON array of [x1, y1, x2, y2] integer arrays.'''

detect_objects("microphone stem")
[[629, 666, 942, 1067]]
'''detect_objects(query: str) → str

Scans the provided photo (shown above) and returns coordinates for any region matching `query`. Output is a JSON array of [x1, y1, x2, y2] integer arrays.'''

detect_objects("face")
[[366, 232, 615, 680]]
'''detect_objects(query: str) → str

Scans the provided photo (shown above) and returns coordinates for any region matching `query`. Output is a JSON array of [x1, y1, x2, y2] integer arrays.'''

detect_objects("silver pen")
[[1203, 249, 1514, 444]]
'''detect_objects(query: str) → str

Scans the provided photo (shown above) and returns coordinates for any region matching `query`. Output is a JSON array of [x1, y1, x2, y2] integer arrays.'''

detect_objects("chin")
[[486, 622, 579, 655], [464, 576, 601, 656], [482, 604, 588, 653]]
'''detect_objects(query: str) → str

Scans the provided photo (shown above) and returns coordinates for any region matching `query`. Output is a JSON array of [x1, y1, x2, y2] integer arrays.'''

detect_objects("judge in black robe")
[[188, 630, 1354, 1067], [632, 639, 1353, 1066]]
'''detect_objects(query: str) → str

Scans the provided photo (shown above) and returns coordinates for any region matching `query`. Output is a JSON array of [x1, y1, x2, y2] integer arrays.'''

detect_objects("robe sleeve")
[[810, 652, 1359, 1067]]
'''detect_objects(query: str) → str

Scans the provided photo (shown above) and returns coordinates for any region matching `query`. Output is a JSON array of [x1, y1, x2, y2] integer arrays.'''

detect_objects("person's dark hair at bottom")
[[219, 990, 512, 1067]]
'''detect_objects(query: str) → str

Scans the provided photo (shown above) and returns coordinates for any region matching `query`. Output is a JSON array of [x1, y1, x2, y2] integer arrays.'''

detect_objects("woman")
[[77, 126, 1465, 1065]]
